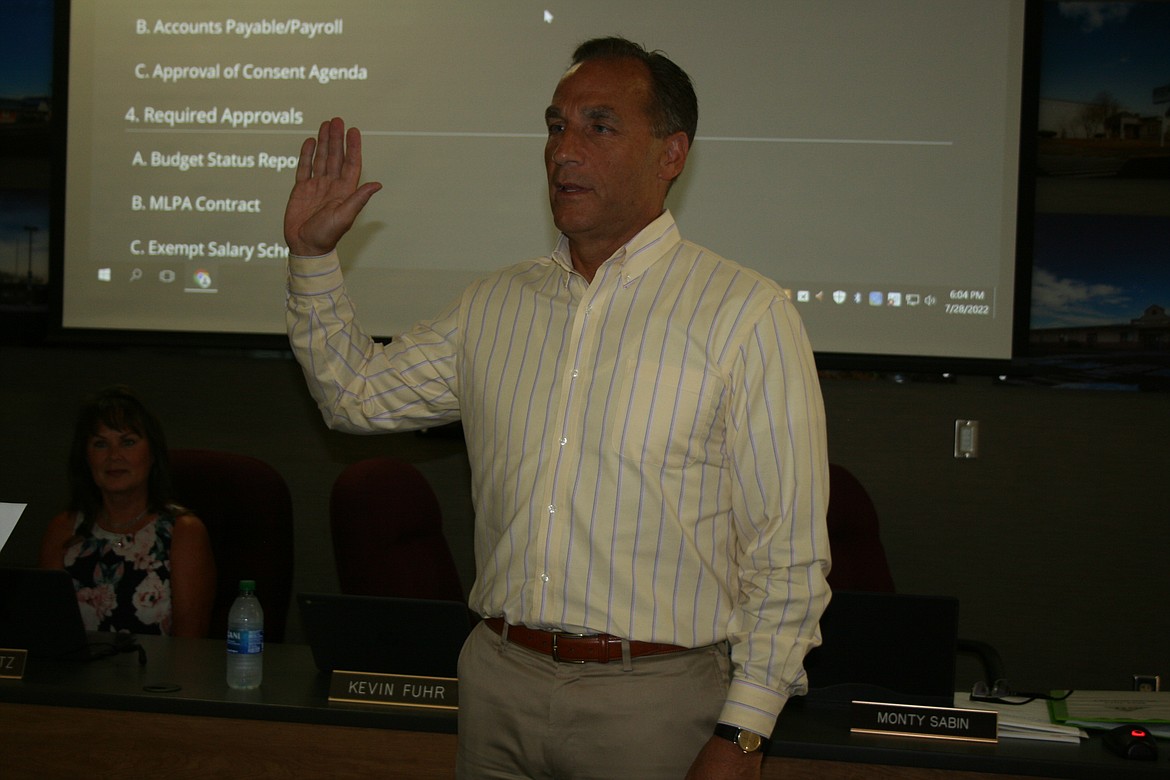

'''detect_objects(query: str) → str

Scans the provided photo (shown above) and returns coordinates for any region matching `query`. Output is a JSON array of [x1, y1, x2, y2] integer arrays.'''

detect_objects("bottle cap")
[[239, 579, 256, 593]]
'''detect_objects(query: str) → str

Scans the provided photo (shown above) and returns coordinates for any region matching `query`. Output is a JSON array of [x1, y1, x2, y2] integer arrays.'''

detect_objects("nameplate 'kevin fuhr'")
[[328, 670, 458, 710]]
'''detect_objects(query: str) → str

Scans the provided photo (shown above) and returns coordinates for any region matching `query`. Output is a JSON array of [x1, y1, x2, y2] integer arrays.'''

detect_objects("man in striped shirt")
[[284, 37, 829, 780]]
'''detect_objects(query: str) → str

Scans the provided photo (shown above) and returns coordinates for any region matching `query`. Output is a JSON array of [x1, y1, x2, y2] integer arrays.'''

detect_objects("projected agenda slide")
[[61, 0, 1026, 363]]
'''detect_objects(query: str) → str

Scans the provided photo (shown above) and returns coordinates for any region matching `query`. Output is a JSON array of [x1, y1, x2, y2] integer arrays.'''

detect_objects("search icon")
[[129, 268, 143, 282]]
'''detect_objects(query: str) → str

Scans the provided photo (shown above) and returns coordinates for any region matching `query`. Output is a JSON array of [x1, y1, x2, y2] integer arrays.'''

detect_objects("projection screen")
[[58, 0, 1029, 364]]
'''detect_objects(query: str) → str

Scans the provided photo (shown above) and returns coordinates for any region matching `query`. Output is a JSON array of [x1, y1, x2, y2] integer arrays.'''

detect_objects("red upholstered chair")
[[825, 463, 896, 593], [169, 449, 295, 642], [329, 457, 465, 602]]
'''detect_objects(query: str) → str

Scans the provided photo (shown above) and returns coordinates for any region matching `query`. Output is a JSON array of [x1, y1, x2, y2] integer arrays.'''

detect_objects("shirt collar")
[[549, 210, 681, 283]]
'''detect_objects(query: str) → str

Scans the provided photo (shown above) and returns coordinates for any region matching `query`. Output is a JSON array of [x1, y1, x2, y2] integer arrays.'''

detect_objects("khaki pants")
[[456, 620, 729, 780]]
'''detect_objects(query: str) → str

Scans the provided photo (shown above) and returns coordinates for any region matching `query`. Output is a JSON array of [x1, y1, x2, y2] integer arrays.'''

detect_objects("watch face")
[[736, 730, 763, 752]]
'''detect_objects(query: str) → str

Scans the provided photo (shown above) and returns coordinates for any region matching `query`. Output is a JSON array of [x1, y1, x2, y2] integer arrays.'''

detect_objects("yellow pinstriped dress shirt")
[[287, 211, 830, 736]]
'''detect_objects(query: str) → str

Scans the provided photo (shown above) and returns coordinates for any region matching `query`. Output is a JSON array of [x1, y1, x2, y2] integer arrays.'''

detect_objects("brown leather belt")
[[484, 617, 687, 664]]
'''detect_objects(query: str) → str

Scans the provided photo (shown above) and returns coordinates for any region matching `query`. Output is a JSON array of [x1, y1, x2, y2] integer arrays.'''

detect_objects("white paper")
[[0, 502, 28, 552], [954, 693, 1087, 743]]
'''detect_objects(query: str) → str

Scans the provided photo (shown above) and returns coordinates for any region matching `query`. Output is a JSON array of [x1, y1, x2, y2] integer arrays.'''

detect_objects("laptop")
[[801, 590, 959, 707], [297, 592, 473, 678], [0, 566, 132, 661]]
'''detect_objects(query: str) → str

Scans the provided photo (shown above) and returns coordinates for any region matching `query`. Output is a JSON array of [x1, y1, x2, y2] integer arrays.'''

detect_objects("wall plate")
[[954, 420, 979, 459]]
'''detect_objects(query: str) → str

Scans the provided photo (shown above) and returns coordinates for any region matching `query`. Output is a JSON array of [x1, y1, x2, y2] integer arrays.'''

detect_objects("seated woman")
[[39, 385, 216, 637]]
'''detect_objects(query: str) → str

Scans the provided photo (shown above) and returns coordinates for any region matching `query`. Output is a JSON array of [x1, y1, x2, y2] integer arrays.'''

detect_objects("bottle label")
[[227, 628, 264, 655]]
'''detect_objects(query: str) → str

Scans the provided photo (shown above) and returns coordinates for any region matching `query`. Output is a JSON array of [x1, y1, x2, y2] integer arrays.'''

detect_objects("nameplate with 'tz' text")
[[851, 700, 997, 743], [0, 648, 28, 679], [328, 670, 458, 710]]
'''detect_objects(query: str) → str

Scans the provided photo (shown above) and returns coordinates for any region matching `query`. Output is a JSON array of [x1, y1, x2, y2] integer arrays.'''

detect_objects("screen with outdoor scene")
[[1026, 0, 1170, 388], [56, 0, 1029, 366]]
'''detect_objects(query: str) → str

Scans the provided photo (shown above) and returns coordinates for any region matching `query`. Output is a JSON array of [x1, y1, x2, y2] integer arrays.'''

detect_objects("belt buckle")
[[550, 631, 591, 664]]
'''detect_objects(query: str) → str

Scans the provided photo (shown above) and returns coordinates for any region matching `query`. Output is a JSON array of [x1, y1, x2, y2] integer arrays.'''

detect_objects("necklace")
[[101, 508, 150, 547]]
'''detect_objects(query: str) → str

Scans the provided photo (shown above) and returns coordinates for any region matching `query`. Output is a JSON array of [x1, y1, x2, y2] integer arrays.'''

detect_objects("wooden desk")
[[770, 698, 1168, 779], [0, 635, 456, 778], [0, 636, 1164, 779], [1, 702, 456, 778]]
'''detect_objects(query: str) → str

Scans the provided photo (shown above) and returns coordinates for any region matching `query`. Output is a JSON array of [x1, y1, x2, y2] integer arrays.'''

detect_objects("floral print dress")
[[63, 511, 177, 635]]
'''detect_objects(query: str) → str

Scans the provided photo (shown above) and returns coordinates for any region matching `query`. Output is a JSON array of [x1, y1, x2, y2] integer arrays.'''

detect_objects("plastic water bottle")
[[226, 579, 264, 689]]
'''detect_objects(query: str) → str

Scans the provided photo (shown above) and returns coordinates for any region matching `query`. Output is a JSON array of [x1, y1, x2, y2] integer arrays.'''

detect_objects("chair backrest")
[[329, 457, 464, 602], [169, 449, 295, 642], [825, 463, 896, 593], [823, 464, 1005, 684]]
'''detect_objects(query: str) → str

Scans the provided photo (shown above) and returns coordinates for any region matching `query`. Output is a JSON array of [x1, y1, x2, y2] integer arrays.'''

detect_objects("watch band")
[[713, 723, 771, 754]]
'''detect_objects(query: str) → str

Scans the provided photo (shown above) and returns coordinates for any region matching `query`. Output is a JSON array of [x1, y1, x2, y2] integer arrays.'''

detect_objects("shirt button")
[[540, 573, 550, 583], [559, 437, 568, 446], [571, 369, 579, 378]]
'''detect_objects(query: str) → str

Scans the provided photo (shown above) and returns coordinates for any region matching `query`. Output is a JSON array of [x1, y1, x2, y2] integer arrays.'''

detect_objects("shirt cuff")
[[287, 251, 344, 295], [718, 678, 789, 738]]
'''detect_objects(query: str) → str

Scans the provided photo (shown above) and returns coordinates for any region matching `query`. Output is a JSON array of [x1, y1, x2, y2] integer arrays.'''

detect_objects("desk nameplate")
[[0, 648, 27, 680], [328, 670, 458, 710], [851, 700, 998, 743]]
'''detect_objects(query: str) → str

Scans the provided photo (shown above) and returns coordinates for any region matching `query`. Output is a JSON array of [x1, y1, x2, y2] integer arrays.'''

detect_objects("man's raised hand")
[[284, 117, 383, 257]]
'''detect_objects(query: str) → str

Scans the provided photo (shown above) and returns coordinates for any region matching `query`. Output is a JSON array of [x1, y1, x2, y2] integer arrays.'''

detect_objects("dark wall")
[[1, 343, 1166, 692], [821, 374, 1169, 691], [0, 343, 475, 644]]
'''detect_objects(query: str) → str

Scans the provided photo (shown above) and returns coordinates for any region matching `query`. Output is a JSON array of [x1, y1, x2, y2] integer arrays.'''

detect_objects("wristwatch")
[[713, 723, 771, 754]]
